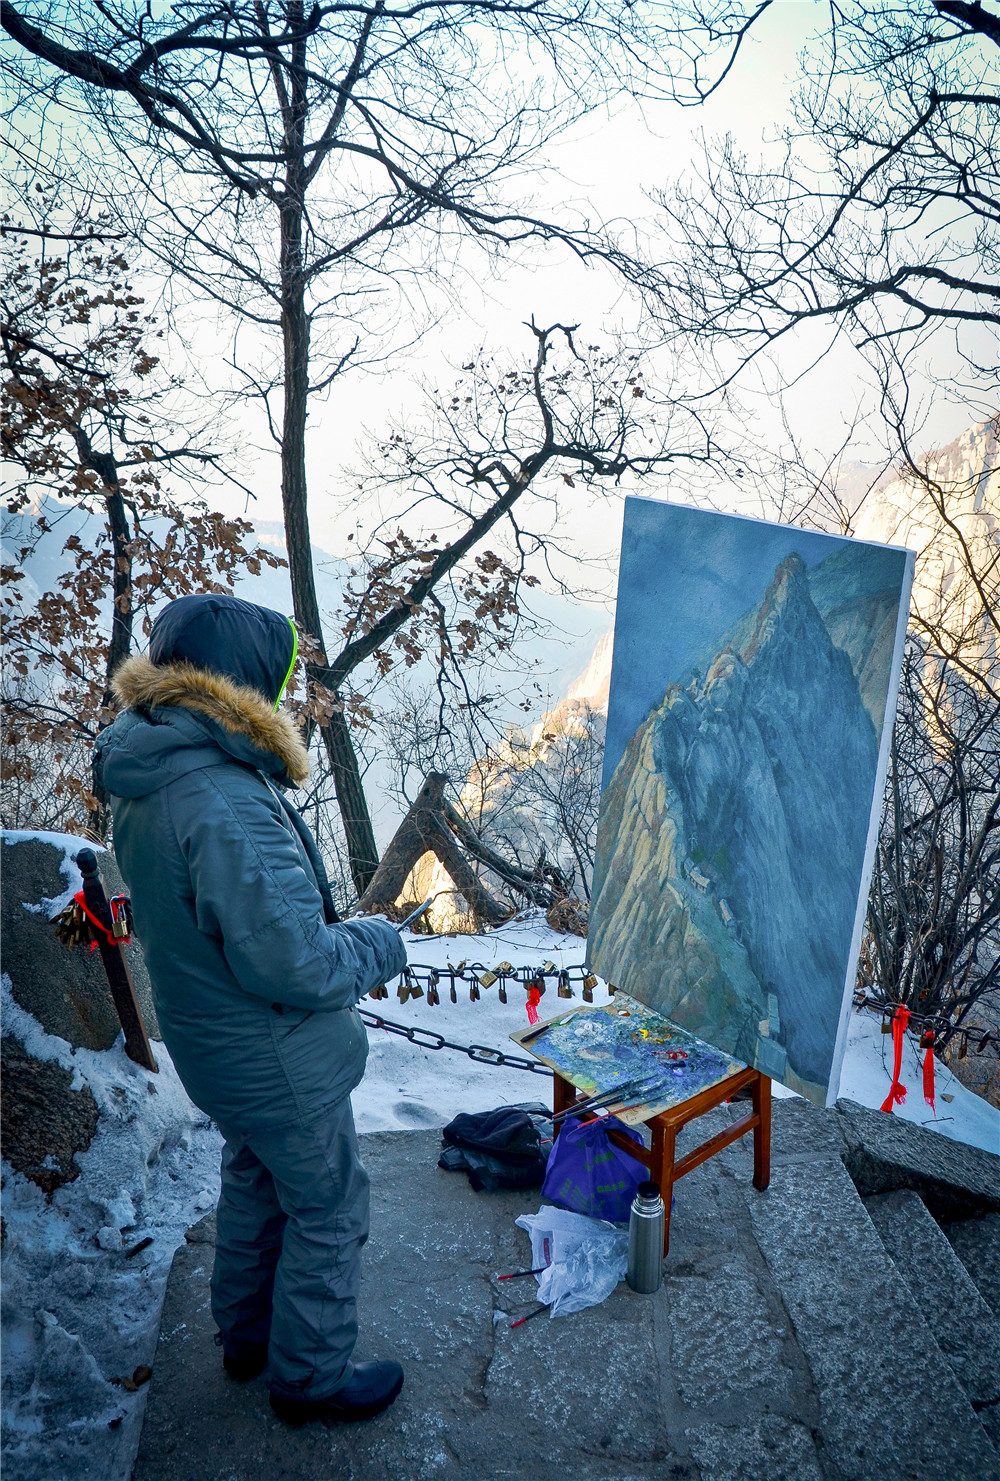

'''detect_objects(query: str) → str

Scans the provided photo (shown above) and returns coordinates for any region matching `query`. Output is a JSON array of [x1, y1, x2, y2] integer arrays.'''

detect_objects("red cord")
[[74, 891, 130, 947], [880, 1005, 910, 1113]]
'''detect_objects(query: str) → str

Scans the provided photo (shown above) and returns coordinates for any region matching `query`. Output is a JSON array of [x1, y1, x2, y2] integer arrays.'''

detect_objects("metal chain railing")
[[852, 990, 999, 1058], [357, 1008, 554, 1076], [361, 967, 999, 1067]]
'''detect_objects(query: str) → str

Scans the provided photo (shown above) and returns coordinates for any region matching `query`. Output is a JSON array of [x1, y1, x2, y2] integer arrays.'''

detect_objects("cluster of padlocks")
[[366, 960, 605, 1007]]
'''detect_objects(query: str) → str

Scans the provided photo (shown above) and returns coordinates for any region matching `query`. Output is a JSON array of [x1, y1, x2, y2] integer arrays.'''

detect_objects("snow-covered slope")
[[1, 982, 221, 1481]]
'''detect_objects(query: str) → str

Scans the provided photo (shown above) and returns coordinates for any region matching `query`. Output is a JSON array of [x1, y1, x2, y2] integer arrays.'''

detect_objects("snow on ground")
[[360, 916, 999, 1156], [3, 906, 998, 1481], [1, 980, 222, 1481], [838, 1007, 999, 1156], [354, 914, 609, 1132]]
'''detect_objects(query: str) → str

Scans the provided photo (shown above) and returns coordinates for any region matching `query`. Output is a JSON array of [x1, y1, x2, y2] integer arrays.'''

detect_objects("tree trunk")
[[69, 416, 132, 840], [276, 10, 379, 895], [357, 772, 510, 925]]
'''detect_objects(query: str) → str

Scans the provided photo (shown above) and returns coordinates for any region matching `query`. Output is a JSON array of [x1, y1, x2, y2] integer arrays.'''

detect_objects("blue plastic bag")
[[540, 1115, 646, 1223]]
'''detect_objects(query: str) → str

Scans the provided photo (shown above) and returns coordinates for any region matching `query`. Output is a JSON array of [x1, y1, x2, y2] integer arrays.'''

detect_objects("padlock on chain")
[[52, 899, 90, 951], [109, 895, 132, 940], [478, 960, 512, 990]]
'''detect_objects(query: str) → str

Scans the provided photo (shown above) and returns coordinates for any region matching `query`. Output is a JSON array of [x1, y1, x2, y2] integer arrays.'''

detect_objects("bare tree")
[[303, 319, 724, 820], [863, 642, 999, 1050], [1, 199, 280, 835], [460, 703, 606, 901], [3, 0, 683, 890], [616, 1, 1000, 1076], [855, 404, 999, 1072], [647, 1, 998, 444]]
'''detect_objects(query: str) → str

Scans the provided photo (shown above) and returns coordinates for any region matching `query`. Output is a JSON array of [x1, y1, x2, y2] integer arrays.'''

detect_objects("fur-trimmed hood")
[[95, 654, 310, 797]]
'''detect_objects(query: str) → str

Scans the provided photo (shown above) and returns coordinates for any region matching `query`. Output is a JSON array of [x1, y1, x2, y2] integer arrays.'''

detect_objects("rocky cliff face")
[[806, 542, 906, 733], [589, 545, 896, 1103]]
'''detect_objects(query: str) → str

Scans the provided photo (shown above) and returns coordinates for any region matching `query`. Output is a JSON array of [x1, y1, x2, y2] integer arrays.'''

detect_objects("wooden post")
[[552, 1072, 578, 1134], [77, 849, 158, 1073], [752, 1070, 772, 1190]]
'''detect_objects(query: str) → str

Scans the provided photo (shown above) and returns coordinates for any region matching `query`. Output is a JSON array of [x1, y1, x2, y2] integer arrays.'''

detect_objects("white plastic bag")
[[514, 1204, 628, 1317]]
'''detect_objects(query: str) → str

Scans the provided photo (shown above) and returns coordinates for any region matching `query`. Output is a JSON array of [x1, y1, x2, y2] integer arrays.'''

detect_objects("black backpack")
[[438, 1103, 554, 1192]]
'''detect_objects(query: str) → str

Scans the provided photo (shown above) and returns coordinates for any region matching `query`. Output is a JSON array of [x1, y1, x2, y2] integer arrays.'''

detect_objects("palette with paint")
[[510, 992, 744, 1126]]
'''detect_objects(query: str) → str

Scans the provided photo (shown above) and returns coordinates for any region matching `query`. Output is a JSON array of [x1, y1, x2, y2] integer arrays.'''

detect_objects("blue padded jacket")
[[93, 597, 405, 1130]]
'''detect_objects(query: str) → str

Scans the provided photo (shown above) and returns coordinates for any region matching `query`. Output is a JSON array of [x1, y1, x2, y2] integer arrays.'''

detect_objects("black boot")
[[269, 1361, 404, 1424], [223, 1343, 269, 1381]]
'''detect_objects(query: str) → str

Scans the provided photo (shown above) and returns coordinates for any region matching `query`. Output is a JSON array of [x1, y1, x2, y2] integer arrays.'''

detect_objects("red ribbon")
[[880, 1004, 910, 1113], [923, 1031, 936, 1112], [74, 891, 130, 948], [526, 985, 542, 1025]]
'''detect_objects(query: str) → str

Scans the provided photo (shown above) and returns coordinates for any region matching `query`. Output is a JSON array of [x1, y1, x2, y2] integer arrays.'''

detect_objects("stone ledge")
[[835, 1098, 1000, 1217]]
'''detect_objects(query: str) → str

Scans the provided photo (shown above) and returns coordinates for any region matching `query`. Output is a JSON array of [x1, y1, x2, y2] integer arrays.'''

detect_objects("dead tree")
[[357, 771, 575, 926]]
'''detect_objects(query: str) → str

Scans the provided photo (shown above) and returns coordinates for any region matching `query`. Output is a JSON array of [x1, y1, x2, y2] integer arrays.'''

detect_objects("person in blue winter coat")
[[93, 593, 408, 1425]]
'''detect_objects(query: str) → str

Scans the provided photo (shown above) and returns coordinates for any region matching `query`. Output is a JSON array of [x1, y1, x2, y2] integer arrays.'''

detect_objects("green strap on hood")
[[274, 617, 298, 710]]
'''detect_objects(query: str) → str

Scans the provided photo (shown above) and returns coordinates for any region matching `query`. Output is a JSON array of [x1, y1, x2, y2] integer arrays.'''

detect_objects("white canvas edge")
[[825, 544, 916, 1108]]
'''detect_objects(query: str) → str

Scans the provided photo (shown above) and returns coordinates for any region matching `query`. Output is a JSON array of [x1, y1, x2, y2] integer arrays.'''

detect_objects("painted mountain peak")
[[588, 535, 906, 1106]]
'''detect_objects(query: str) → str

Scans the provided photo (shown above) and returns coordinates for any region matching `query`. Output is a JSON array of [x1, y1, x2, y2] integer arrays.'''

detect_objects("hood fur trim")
[[113, 654, 310, 786]]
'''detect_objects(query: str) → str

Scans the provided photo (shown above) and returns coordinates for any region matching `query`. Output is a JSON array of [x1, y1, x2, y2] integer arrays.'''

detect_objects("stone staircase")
[[864, 1193, 1000, 1452], [136, 1098, 1000, 1481]]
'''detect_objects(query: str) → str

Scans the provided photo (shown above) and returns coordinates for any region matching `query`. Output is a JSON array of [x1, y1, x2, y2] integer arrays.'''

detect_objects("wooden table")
[[552, 1065, 771, 1254]]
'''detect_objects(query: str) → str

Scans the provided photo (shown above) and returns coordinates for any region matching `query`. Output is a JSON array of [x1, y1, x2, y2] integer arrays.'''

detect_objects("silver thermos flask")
[[627, 1180, 665, 1294]]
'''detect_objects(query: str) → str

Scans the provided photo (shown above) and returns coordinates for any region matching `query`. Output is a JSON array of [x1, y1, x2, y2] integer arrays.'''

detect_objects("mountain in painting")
[[806, 543, 905, 733], [588, 545, 888, 1103]]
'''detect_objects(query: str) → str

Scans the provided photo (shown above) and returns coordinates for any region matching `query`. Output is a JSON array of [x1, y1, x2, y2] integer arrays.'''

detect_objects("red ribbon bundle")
[[923, 1030, 936, 1112], [526, 984, 542, 1025], [880, 1004, 910, 1113]]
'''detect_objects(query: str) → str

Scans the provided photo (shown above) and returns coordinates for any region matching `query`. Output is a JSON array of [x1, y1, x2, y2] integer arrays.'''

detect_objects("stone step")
[[137, 1115, 1000, 1481], [864, 1188, 1000, 1452], [741, 1151, 1000, 1481], [942, 1211, 1000, 1318], [835, 1097, 1000, 1219]]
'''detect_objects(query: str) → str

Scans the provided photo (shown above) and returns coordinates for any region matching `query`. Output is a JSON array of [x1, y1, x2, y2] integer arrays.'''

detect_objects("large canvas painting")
[[587, 500, 914, 1106]]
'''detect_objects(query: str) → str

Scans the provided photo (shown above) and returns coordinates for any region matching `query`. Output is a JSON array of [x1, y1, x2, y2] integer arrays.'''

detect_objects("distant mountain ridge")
[[588, 540, 905, 1103]]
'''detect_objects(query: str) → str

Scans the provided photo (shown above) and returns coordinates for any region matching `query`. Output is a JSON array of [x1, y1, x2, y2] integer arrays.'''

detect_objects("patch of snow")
[[0, 975, 222, 1481], [2, 829, 92, 918], [352, 917, 999, 1159], [836, 1009, 999, 1156], [353, 912, 608, 1134]]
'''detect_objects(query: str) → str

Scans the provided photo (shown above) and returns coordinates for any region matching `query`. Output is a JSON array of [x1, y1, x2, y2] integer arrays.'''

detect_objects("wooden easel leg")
[[655, 1123, 676, 1256], [752, 1072, 772, 1191], [552, 1072, 575, 1136]]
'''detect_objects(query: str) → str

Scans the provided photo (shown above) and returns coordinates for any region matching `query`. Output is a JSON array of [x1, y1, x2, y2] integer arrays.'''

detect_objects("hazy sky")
[[10, 3, 976, 615]]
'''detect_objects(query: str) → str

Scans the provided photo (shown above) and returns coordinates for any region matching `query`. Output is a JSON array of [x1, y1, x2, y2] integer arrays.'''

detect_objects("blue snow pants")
[[210, 1097, 369, 1401]]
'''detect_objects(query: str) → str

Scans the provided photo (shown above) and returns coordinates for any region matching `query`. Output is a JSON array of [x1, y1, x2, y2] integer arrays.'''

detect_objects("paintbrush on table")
[[551, 1076, 656, 1123], [551, 1074, 664, 1125]]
